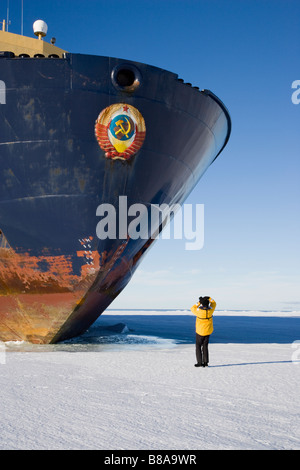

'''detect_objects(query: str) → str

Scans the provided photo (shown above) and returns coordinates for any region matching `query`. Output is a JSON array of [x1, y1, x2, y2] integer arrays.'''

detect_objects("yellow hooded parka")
[[191, 298, 216, 336]]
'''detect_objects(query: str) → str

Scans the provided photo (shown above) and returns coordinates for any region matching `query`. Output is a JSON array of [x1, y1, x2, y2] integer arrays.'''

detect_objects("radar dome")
[[33, 20, 48, 38]]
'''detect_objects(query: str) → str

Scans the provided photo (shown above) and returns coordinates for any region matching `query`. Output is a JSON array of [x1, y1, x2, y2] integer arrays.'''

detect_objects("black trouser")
[[195, 334, 210, 364]]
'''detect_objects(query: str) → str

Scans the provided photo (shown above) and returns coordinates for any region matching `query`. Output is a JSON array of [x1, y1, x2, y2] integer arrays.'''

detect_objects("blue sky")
[[3, 0, 299, 310]]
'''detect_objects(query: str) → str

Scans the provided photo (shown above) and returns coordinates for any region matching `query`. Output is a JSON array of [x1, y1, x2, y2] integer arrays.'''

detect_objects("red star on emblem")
[[123, 105, 129, 112]]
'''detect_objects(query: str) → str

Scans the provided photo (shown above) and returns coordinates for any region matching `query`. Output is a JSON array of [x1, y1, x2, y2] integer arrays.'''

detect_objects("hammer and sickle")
[[114, 116, 132, 139]]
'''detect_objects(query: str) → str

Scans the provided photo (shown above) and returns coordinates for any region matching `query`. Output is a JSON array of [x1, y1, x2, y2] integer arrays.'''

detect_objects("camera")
[[199, 296, 210, 307]]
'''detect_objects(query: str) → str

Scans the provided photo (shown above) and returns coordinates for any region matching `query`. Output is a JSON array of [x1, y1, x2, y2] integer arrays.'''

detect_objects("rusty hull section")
[[0, 233, 99, 343], [0, 231, 149, 343]]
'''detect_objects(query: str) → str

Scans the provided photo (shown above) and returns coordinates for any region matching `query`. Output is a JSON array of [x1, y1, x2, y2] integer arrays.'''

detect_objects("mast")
[[6, 0, 9, 32], [21, 0, 24, 35]]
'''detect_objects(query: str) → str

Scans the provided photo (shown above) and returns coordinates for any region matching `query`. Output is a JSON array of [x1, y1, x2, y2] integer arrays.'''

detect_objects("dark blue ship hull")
[[0, 53, 231, 343]]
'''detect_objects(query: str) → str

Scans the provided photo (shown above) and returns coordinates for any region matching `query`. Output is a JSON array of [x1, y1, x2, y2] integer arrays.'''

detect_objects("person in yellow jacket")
[[191, 296, 216, 367]]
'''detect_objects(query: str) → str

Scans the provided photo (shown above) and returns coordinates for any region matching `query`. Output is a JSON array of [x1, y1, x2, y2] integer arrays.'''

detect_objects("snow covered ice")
[[0, 309, 299, 450]]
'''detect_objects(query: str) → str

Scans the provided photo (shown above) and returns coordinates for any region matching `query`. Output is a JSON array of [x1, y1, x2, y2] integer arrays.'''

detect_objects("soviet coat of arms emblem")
[[95, 103, 146, 160]]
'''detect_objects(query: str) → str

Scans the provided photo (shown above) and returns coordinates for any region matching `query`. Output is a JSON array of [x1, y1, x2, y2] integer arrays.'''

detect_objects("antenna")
[[6, 0, 11, 32]]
